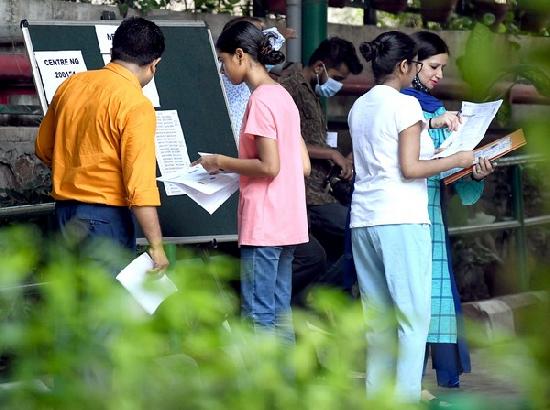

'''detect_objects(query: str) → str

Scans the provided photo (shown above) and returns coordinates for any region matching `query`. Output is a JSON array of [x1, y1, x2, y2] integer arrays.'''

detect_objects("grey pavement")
[[423, 348, 530, 409]]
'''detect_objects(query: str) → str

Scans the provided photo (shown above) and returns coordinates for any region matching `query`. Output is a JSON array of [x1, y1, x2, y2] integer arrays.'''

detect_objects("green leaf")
[[519, 66, 550, 96]]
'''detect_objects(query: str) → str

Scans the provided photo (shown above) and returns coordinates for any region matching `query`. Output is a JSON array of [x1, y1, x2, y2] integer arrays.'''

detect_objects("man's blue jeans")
[[55, 201, 136, 275], [240, 245, 296, 344]]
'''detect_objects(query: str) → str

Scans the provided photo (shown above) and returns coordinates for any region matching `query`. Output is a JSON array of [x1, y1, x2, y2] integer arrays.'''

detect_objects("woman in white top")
[[348, 31, 474, 403]]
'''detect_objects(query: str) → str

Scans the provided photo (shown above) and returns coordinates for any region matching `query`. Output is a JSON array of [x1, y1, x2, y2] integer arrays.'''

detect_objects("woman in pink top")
[[197, 20, 310, 342]]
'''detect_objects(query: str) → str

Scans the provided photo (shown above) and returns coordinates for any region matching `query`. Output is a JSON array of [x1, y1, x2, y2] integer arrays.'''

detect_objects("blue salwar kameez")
[[401, 88, 480, 387]]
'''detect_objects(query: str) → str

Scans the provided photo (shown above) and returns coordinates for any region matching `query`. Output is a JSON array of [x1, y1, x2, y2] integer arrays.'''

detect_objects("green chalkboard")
[[22, 20, 238, 243]]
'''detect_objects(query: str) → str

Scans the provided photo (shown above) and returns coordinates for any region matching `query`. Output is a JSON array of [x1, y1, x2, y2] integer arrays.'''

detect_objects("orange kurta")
[[35, 62, 160, 207]]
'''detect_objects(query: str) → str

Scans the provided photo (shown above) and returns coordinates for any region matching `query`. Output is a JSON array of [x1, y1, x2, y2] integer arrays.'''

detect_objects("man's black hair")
[[307, 37, 363, 75], [111, 17, 165, 66]]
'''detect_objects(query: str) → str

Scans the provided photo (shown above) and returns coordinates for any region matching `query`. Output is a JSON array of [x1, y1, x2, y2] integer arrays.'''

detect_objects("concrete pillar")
[[286, 0, 302, 63]]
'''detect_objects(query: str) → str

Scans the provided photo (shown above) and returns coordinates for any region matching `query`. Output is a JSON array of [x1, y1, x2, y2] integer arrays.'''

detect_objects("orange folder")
[[442, 129, 527, 185]]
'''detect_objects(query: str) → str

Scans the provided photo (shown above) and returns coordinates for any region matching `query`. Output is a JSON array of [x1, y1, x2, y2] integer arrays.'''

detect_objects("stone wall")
[[0, 127, 50, 207]]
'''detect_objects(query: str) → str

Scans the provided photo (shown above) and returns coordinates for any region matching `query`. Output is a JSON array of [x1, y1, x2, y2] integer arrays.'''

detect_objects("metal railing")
[[0, 154, 548, 292], [447, 153, 549, 291]]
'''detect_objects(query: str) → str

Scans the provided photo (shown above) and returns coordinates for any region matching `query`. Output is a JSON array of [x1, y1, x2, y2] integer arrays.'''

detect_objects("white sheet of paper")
[[326, 131, 338, 148], [143, 79, 161, 107], [101, 53, 160, 107], [95, 24, 117, 54], [433, 100, 503, 159], [170, 180, 239, 215], [155, 110, 191, 196], [440, 136, 512, 180], [101, 53, 111, 65], [158, 164, 239, 195], [475, 136, 511, 160], [34, 50, 88, 104], [116, 253, 177, 315]]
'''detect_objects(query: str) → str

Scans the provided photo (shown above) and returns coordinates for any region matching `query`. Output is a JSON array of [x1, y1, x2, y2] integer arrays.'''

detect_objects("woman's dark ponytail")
[[359, 31, 417, 83], [257, 32, 285, 65], [359, 42, 377, 62], [359, 41, 389, 63], [216, 20, 285, 66]]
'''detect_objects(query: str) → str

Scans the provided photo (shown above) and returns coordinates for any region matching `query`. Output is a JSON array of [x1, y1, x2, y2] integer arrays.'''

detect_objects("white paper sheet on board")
[[326, 131, 338, 148], [95, 24, 117, 54], [100, 53, 160, 107], [155, 110, 191, 196], [34, 50, 88, 103], [142, 79, 161, 107]]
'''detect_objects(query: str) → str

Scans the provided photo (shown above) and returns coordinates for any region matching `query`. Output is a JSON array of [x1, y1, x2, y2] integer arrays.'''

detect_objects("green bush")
[[0, 224, 548, 409]]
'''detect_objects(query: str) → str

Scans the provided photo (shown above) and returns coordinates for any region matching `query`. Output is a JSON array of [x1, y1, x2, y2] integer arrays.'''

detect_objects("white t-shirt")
[[348, 85, 435, 228]]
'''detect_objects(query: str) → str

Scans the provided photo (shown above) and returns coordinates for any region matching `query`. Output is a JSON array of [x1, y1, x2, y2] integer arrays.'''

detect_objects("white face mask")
[[315, 64, 343, 97]]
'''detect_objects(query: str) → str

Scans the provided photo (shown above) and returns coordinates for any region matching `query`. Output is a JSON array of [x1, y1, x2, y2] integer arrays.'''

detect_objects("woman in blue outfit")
[[349, 31, 475, 403], [401, 31, 494, 391]]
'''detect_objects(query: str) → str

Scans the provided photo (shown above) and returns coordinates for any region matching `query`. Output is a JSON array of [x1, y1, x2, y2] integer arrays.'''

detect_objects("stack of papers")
[[158, 164, 239, 215], [152, 110, 238, 214], [116, 253, 178, 315], [432, 100, 503, 159]]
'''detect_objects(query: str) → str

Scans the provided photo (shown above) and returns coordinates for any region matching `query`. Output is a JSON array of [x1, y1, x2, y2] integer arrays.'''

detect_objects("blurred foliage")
[[373, 0, 549, 35], [72, 0, 245, 15], [456, 22, 550, 127], [0, 225, 548, 408]]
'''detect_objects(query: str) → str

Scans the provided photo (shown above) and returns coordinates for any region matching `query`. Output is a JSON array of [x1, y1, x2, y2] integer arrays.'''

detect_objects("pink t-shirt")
[[238, 84, 308, 247]]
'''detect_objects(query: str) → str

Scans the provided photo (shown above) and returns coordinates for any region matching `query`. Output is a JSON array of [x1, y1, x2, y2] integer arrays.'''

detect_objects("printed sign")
[[95, 24, 117, 54], [100, 53, 160, 107], [34, 50, 88, 103]]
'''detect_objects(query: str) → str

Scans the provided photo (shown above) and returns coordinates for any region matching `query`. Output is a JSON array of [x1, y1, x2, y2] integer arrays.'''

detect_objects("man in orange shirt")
[[35, 17, 168, 272]]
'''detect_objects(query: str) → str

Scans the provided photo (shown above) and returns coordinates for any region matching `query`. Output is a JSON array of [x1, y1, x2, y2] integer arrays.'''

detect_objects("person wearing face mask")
[[401, 31, 494, 401], [278, 37, 363, 291]]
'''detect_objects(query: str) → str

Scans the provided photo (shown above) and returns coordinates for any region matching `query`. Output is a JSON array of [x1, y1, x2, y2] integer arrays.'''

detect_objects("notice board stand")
[[22, 19, 238, 245]]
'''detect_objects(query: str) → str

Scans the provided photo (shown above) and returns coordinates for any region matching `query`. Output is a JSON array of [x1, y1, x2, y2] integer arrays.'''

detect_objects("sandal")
[[421, 389, 453, 409]]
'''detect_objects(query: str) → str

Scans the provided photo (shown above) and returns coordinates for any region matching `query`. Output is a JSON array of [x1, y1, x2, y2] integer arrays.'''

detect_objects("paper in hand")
[[116, 253, 177, 315], [432, 100, 503, 159]]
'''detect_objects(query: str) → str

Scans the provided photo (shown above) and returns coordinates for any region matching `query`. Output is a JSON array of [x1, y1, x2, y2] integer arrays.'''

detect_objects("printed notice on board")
[[100, 54, 160, 107], [155, 110, 191, 196], [34, 50, 88, 104], [95, 24, 118, 54]]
